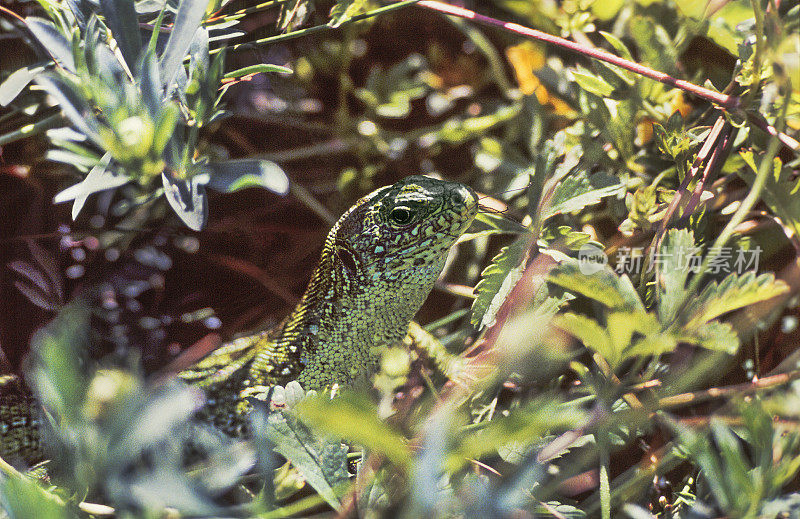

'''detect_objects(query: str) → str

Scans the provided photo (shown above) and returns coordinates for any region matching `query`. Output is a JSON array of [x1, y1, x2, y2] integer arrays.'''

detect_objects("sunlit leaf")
[[543, 170, 624, 219], [204, 159, 290, 195], [0, 64, 46, 106], [296, 391, 411, 470], [259, 409, 348, 510], [162, 173, 208, 231], [25, 18, 75, 72], [99, 0, 141, 69], [471, 235, 531, 328], [160, 0, 207, 91]]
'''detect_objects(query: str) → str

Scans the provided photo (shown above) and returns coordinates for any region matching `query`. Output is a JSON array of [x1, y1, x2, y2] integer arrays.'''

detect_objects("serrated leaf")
[[553, 312, 615, 364], [204, 159, 290, 195], [547, 262, 644, 312], [657, 228, 697, 323], [260, 410, 349, 510], [543, 170, 624, 219], [296, 391, 411, 470], [470, 235, 530, 328], [687, 271, 789, 327], [26, 18, 75, 72], [460, 211, 529, 241]]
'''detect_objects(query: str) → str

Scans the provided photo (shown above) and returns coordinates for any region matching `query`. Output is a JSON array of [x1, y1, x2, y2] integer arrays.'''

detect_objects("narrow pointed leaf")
[[162, 173, 208, 231], [160, 0, 207, 90], [99, 0, 142, 69], [34, 73, 98, 140], [204, 159, 289, 195], [0, 64, 46, 106], [26, 18, 75, 72]]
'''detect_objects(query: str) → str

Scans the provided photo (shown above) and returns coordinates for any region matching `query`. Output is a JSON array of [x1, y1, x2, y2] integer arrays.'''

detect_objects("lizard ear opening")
[[336, 245, 359, 273]]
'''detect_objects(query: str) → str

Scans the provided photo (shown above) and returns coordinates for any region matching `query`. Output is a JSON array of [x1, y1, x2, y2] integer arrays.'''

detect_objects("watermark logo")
[[578, 243, 608, 275], [575, 245, 762, 276]]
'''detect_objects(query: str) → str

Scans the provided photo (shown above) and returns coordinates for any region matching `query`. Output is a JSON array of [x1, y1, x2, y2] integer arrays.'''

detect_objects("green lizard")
[[1, 175, 478, 462]]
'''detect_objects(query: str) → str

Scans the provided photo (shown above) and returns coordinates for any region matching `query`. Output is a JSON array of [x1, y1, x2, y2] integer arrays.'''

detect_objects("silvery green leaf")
[[52, 154, 128, 220], [0, 64, 46, 106], [34, 73, 98, 140], [204, 159, 289, 195], [160, 0, 207, 91], [26, 18, 75, 72], [260, 410, 348, 510], [162, 172, 208, 230], [99, 0, 142, 69]]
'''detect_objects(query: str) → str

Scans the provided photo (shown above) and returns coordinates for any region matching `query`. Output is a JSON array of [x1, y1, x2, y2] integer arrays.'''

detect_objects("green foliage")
[[1, 0, 799, 517], [0, 0, 289, 230]]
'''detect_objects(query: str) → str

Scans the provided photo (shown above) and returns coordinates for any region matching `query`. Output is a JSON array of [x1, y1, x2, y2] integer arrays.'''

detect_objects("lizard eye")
[[389, 206, 414, 225]]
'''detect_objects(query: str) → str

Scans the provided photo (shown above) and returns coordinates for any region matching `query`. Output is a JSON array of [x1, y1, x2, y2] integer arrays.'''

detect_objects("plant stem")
[[217, 0, 421, 53], [0, 113, 62, 146], [417, 1, 740, 109]]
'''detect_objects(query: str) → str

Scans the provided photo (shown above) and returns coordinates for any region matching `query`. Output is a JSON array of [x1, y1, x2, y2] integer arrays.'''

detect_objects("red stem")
[[418, 0, 741, 110]]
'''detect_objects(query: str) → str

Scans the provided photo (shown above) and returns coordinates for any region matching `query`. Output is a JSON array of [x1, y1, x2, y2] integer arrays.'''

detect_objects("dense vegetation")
[[0, 0, 798, 517]]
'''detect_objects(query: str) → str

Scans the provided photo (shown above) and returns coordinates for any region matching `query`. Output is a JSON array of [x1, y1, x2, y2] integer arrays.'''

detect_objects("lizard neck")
[[253, 234, 443, 390]]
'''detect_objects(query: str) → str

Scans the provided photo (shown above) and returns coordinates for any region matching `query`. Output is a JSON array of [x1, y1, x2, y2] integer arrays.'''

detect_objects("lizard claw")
[[243, 381, 316, 411]]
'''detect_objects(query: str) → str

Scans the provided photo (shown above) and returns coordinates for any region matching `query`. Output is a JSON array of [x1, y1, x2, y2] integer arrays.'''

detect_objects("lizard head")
[[329, 175, 478, 286]]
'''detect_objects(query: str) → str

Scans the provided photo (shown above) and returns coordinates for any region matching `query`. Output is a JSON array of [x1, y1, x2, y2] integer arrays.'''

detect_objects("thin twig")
[[658, 369, 800, 408], [417, 1, 740, 109]]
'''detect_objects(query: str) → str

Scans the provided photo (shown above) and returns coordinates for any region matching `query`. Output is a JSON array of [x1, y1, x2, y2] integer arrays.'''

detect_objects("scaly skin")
[[179, 176, 478, 435], [0, 176, 477, 461]]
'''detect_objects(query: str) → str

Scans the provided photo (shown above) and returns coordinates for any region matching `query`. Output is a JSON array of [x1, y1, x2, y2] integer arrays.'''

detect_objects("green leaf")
[[162, 173, 208, 231], [739, 153, 800, 239], [656, 229, 697, 324], [160, 0, 207, 91], [457, 398, 584, 462], [223, 64, 293, 79], [547, 262, 644, 312], [460, 211, 529, 241], [99, 0, 142, 70], [553, 312, 616, 364], [295, 391, 411, 469], [328, 0, 369, 28], [571, 67, 615, 97], [34, 73, 98, 140], [204, 159, 290, 195], [687, 271, 789, 327], [139, 50, 164, 119], [52, 153, 129, 220], [26, 17, 75, 72], [0, 64, 46, 106], [258, 410, 349, 510], [543, 170, 624, 219], [26, 305, 90, 421], [470, 235, 530, 328], [0, 470, 75, 519]]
